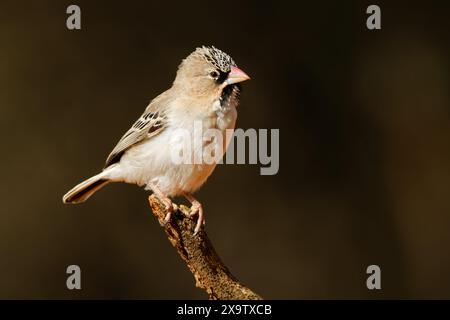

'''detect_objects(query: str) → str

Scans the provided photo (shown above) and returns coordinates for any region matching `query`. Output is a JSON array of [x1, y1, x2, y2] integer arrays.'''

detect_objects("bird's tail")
[[63, 170, 112, 204]]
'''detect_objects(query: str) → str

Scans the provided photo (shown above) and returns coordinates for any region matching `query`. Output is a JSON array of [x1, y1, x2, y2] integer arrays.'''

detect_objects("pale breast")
[[115, 95, 238, 196]]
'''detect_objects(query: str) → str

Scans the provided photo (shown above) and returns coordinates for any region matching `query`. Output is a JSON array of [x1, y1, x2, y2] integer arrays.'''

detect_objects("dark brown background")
[[0, 0, 449, 299]]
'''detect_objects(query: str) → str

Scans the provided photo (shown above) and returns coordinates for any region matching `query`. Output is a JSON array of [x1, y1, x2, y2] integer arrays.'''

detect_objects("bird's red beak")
[[226, 66, 251, 85]]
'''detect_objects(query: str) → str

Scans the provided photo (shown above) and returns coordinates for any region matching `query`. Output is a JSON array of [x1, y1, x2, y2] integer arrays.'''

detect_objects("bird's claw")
[[189, 203, 205, 236], [159, 198, 176, 227]]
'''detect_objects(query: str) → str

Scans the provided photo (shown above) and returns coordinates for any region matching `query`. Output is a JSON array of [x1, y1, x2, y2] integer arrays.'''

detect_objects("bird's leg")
[[148, 183, 176, 226], [183, 192, 205, 235]]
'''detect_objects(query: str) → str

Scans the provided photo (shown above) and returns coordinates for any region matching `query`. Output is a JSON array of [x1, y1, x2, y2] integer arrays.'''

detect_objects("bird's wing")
[[104, 98, 169, 168]]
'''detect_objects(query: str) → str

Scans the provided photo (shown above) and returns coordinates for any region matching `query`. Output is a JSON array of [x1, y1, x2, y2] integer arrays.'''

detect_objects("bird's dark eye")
[[209, 70, 219, 79]]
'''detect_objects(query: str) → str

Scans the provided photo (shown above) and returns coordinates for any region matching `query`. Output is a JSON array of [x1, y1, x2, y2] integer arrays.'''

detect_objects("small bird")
[[63, 46, 250, 234]]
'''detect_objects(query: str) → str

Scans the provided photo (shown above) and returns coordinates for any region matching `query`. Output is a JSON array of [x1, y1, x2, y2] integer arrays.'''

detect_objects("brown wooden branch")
[[148, 195, 263, 300]]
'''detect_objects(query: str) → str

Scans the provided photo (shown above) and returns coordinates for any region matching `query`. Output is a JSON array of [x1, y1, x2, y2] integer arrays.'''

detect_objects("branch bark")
[[148, 195, 263, 300]]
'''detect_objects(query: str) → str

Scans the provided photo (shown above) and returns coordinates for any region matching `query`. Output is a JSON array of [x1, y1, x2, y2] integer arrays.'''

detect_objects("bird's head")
[[173, 46, 250, 100]]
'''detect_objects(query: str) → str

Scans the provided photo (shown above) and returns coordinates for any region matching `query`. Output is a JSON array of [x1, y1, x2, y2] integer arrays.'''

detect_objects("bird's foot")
[[189, 202, 204, 236], [183, 193, 205, 236], [159, 197, 176, 226], [150, 194, 175, 226], [148, 183, 177, 227]]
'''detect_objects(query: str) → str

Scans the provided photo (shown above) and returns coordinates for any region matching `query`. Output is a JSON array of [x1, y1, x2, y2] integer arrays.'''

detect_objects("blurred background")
[[0, 0, 449, 299]]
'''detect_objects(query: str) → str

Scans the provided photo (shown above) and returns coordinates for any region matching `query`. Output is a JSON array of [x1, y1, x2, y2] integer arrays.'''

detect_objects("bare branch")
[[148, 195, 263, 300]]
